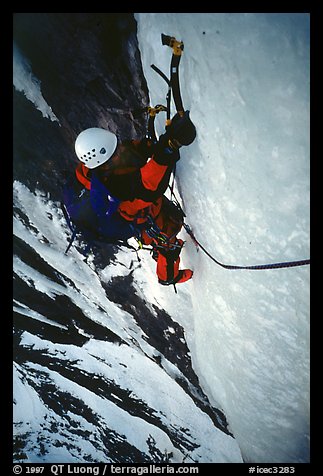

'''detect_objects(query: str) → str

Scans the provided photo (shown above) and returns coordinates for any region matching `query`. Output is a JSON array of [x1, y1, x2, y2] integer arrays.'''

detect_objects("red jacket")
[[75, 138, 177, 226]]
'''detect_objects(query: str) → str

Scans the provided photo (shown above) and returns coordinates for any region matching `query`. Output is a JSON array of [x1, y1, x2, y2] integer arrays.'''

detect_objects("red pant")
[[140, 196, 184, 284]]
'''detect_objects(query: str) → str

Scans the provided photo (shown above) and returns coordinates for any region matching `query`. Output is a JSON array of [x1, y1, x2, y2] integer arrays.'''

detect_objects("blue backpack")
[[61, 173, 138, 255]]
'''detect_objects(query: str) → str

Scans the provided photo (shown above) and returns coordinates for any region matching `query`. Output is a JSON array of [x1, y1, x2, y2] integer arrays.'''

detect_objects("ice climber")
[[63, 111, 196, 286]]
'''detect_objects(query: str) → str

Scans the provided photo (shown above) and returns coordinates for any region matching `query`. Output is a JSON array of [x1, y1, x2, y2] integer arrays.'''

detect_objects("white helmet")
[[74, 127, 118, 169]]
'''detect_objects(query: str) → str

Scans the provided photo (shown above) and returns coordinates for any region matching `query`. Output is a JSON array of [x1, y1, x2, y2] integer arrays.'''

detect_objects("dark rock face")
[[13, 13, 233, 463], [13, 13, 149, 198]]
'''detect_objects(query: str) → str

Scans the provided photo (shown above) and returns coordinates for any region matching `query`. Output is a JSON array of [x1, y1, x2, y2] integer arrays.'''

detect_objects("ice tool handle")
[[148, 34, 186, 141], [161, 33, 185, 117]]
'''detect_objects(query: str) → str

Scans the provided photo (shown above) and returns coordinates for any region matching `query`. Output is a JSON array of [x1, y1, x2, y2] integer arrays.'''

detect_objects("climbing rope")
[[183, 223, 310, 271]]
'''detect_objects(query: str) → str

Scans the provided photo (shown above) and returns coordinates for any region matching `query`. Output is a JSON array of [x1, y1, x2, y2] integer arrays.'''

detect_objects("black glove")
[[166, 110, 196, 147], [152, 111, 196, 165], [153, 133, 181, 165]]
